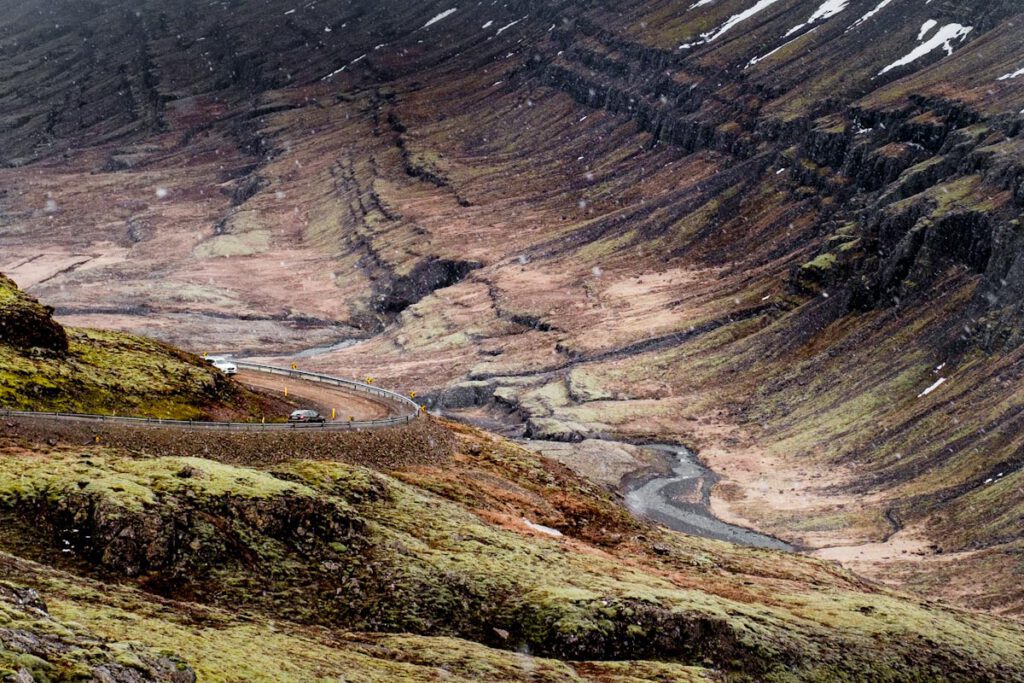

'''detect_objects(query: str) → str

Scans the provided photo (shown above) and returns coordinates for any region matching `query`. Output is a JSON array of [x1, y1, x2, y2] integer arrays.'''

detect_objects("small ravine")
[[623, 444, 793, 551]]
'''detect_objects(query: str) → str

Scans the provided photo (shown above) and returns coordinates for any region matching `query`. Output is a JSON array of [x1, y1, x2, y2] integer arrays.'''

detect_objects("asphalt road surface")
[[235, 370, 393, 422]]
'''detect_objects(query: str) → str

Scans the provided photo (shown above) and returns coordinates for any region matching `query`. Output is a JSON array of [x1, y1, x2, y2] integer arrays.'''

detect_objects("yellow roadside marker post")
[[284, 386, 288, 398], [331, 408, 336, 420]]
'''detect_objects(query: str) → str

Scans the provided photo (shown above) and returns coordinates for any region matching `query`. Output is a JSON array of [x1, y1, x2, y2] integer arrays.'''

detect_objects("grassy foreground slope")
[[1, 421, 1023, 681], [0, 580, 194, 682], [0, 273, 267, 419]]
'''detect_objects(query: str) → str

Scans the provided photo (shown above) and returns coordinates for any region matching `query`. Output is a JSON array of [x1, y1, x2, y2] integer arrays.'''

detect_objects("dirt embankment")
[[2, 417, 454, 469]]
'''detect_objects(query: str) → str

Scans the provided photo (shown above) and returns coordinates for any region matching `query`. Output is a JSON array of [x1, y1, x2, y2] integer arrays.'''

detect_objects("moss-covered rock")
[[0, 275, 67, 355], [0, 581, 194, 682], [0, 450, 366, 604]]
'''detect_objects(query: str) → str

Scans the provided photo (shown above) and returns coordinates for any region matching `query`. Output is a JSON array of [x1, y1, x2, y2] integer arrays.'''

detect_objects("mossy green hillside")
[[0, 274, 269, 419], [0, 274, 276, 419], [9, 560, 718, 683], [0, 327, 250, 418], [0, 580, 192, 682]]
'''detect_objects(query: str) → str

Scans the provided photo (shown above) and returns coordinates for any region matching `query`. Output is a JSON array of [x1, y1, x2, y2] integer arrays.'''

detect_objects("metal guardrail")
[[0, 362, 420, 432]]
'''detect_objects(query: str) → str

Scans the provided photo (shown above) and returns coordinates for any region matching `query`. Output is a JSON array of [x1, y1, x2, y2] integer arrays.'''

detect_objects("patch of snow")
[[321, 66, 346, 80], [322, 52, 367, 79], [522, 519, 563, 537], [689, 0, 717, 7], [847, 0, 895, 32], [703, 0, 785, 42], [785, 0, 849, 36], [284, 8, 296, 15], [496, 17, 525, 35], [682, 0, 785, 50], [482, 20, 493, 29], [422, 8, 457, 29], [747, 27, 817, 67], [748, 41, 786, 66], [807, 0, 849, 23], [918, 19, 938, 40], [878, 23, 972, 75], [775, 168, 786, 174], [997, 66, 1024, 81], [917, 377, 947, 398]]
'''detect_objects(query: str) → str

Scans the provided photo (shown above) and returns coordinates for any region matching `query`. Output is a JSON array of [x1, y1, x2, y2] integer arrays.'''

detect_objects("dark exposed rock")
[[228, 174, 269, 206], [428, 381, 495, 410], [507, 314, 555, 332], [374, 258, 481, 315], [22, 489, 363, 583]]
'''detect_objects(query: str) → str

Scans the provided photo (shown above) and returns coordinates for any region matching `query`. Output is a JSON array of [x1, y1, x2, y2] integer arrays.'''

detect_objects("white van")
[[206, 356, 238, 375]]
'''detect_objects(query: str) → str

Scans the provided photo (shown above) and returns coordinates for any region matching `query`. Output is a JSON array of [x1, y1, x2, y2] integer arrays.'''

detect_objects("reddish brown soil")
[[1, 418, 453, 470]]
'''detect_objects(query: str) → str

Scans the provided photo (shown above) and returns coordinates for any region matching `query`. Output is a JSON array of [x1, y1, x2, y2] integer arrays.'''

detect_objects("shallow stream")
[[623, 444, 793, 551]]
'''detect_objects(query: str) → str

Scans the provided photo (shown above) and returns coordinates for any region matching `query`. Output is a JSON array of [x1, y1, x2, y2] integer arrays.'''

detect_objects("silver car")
[[288, 409, 325, 423]]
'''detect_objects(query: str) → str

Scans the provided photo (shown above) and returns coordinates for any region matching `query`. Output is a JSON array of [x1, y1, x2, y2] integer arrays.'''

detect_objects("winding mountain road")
[[1, 361, 419, 431], [236, 369, 392, 422]]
